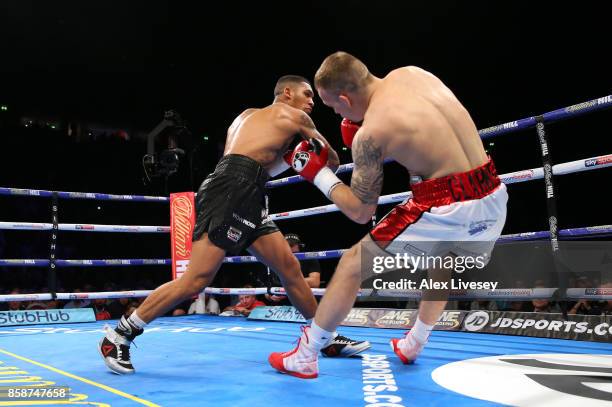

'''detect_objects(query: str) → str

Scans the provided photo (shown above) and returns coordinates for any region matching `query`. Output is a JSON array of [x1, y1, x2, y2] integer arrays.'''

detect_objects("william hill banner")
[[170, 192, 195, 280]]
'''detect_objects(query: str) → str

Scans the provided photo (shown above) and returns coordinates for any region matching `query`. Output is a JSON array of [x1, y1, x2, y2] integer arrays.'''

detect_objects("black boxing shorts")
[[192, 154, 279, 254]]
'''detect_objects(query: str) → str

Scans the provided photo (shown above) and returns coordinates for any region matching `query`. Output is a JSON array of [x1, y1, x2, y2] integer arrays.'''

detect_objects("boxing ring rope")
[[1, 95, 611, 303], [1, 224, 611, 269], [1, 153, 611, 231], [0, 287, 609, 302], [265, 94, 612, 188]]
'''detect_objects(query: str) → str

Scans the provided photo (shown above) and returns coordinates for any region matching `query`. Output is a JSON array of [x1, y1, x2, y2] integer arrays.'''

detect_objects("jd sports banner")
[[462, 310, 612, 342]]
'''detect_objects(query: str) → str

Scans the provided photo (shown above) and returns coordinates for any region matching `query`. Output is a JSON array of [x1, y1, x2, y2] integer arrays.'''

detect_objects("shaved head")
[[315, 51, 372, 94], [274, 75, 311, 97]]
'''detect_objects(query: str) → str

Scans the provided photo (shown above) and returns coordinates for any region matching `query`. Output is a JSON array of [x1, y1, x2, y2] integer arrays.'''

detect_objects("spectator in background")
[[568, 276, 597, 315], [46, 299, 62, 310], [505, 301, 532, 312], [6, 289, 24, 311], [223, 286, 265, 316], [107, 297, 136, 319], [569, 281, 612, 316], [188, 293, 220, 315], [265, 233, 321, 305], [469, 300, 498, 312], [496, 279, 527, 312], [531, 280, 561, 313], [26, 300, 47, 310], [93, 298, 111, 320], [569, 299, 596, 315]]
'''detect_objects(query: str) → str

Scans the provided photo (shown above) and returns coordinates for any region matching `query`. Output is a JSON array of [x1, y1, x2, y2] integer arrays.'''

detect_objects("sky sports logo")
[[585, 155, 612, 167]]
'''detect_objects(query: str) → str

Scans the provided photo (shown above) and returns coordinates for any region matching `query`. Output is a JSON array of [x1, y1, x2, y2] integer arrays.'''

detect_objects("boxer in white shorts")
[[371, 159, 506, 263], [269, 51, 508, 379]]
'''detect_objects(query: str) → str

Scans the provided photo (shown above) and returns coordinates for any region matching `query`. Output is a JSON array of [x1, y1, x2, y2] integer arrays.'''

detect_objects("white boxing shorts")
[[369, 159, 508, 266]]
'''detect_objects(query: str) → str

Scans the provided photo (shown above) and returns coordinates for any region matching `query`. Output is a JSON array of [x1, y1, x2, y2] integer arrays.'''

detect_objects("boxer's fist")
[[291, 138, 343, 199], [283, 149, 293, 166], [291, 138, 329, 182], [340, 118, 361, 149]]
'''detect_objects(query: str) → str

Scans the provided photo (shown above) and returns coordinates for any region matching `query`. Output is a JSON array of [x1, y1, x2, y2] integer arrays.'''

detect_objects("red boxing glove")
[[291, 139, 328, 182], [283, 149, 293, 166], [291, 139, 343, 199], [340, 118, 361, 149]]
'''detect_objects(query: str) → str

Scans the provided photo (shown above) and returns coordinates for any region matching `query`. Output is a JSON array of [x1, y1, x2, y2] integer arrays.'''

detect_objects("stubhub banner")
[[249, 306, 306, 323], [0, 308, 96, 327]]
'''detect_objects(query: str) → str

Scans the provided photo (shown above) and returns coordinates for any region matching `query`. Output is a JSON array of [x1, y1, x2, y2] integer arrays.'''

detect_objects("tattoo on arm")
[[351, 136, 384, 204], [299, 113, 316, 130]]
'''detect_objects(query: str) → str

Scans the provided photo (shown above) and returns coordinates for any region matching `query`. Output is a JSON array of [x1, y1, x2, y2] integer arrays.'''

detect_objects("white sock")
[[127, 311, 147, 330], [306, 320, 334, 351], [409, 317, 433, 344]]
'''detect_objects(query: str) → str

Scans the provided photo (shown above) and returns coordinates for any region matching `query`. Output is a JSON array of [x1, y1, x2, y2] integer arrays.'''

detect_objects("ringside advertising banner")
[[248, 306, 306, 323], [462, 310, 612, 342], [249, 306, 465, 330], [0, 308, 95, 327], [170, 192, 195, 280]]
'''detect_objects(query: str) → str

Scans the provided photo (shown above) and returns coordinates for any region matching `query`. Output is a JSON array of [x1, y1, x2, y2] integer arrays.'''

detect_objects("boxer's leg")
[[99, 234, 226, 374], [311, 238, 363, 332], [392, 258, 452, 364], [248, 231, 317, 319], [135, 234, 226, 322], [268, 235, 367, 378]]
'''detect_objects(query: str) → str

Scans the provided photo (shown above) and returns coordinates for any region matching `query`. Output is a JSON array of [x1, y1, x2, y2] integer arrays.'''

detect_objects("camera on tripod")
[[143, 110, 191, 181]]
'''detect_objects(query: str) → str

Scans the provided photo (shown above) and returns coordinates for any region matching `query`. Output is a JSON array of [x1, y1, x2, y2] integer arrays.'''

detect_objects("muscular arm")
[[304, 272, 321, 288], [282, 109, 340, 170], [329, 129, 383, 224]]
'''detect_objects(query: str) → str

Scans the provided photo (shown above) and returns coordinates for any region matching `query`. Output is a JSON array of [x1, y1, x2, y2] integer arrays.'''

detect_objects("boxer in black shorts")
[[99, 75, 370, 375], [193, 154, 277, 254]]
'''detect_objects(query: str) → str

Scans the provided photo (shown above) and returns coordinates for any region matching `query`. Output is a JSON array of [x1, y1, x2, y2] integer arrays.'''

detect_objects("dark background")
[[0, 1, 610, 292]]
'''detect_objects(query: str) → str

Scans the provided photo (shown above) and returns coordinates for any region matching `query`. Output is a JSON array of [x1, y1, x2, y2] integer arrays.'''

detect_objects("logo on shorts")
[[468, 220, 496, 236], [292, 152, 310, 171], [463, 311, 490, 331], [227, 226, 243, 243], [232, 213, 256, 229]]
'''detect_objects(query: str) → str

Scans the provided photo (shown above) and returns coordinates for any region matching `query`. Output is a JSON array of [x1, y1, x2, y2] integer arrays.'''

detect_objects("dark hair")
[[274, 75, 311, 97], [284, 233, 305, 251]]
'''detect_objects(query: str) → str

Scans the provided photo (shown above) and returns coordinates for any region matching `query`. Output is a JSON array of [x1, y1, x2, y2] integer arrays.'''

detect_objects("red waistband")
[[410, 159, 501, 206]]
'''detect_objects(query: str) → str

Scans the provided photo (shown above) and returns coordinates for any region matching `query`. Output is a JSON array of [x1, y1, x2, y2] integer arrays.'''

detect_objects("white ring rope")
[[1, 287, 609, 302]]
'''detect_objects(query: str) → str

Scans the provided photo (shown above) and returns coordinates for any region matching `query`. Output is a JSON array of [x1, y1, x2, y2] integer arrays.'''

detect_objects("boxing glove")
[[340, 118, 361, 149], [291, 139, 343, 199]]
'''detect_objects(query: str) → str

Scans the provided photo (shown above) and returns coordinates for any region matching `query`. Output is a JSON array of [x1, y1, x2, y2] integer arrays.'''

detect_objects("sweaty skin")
[[224, 101, 339, 174], [313, 65, 493, 330], [128, 81, 339, 325], [319, 66, 488, 223]]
